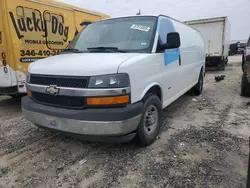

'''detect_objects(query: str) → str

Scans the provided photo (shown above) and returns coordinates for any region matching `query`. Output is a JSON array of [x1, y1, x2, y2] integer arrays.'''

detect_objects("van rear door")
[[0, 1, 13, 88]]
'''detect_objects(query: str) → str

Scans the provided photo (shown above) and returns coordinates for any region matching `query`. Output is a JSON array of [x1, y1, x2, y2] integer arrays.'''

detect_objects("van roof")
[[97, 14, 202, 35], [102, 14, 189, 25], [101, 14, 179, 22], [101, 14, 199, 31], [184, 16, 228, 24], [26, 0, 110, 18]]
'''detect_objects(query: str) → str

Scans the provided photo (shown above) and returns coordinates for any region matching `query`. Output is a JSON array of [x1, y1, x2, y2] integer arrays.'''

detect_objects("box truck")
[[0, 0, 109, 97], [185, 17, 231, 70]]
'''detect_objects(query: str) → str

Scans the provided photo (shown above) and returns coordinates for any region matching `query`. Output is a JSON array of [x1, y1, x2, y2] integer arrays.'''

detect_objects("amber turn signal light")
[[27, 90, 32, 97], [87, 95, 129, 106]]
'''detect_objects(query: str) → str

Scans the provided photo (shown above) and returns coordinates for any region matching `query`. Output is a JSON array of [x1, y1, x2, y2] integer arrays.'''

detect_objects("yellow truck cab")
[[0, 0, 109, 96]]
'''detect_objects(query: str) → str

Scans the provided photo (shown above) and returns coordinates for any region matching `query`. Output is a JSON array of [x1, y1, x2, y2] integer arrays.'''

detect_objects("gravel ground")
[[0, 55, 249, 188]]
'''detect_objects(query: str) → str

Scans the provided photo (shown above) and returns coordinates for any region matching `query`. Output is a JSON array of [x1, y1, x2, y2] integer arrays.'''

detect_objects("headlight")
[[26, 73, 31, 83], [88, 73, 130, 88]]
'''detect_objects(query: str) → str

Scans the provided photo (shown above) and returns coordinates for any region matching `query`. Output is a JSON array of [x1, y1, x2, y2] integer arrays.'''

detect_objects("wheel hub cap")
[[144, 105, 158, 135]]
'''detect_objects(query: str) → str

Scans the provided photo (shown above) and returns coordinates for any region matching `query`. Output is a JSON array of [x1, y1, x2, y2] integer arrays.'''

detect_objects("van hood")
[[28, 53, 140, 76]]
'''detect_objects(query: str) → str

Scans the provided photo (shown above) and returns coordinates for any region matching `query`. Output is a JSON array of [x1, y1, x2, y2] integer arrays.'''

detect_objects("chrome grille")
[[30, 74, 88, 88], [32, 92, 86, 109]]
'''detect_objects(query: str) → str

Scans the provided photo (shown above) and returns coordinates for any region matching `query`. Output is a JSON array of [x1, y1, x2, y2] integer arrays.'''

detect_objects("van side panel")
[[171, 20, 205, 86], [118, 16, 205, 109], [155, 17, 184, 101], [0, 0, 17, 90], [118, 54, 165, 105]]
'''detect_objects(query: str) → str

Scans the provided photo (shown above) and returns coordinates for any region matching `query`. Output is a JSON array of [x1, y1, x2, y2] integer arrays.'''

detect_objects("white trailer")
[[185, 17, 231, 70]]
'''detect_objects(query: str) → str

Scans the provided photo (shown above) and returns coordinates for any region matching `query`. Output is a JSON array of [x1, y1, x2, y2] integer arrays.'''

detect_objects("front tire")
[[136, 94, 162, 146]]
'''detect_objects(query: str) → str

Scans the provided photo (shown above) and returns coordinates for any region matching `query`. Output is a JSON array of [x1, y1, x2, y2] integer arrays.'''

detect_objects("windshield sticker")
[[141, 42, 147, 46], [131, 24, 151, 32]]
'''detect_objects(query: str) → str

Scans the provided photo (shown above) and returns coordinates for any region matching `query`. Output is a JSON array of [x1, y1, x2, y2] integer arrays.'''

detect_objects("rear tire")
[[241, 73, 250, 97], [191, 70, 204, 96], [225, 57, 228, 65], [136, 94, 162, 146]]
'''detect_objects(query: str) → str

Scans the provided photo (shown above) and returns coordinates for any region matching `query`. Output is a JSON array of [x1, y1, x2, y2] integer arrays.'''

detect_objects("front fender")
[[139, 82, 162, 101]]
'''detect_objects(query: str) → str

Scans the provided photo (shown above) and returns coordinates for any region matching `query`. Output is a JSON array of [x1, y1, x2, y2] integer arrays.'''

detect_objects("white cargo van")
[[21, 15, 205, 146]]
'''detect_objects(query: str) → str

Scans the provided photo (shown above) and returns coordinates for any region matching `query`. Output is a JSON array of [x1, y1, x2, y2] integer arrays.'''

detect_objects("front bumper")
[[21, 96, 143, 141]]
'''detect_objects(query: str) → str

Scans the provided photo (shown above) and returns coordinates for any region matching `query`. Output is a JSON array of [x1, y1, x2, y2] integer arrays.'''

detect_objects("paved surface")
[[0, 55, 249, 188]]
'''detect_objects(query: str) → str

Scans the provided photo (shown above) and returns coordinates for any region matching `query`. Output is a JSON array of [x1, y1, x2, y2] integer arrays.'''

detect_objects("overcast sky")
[[58, 0, 250, 41]]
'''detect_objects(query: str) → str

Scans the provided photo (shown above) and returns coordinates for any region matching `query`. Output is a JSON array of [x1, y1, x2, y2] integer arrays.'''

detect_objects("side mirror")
[[162, 32, 181, 49]]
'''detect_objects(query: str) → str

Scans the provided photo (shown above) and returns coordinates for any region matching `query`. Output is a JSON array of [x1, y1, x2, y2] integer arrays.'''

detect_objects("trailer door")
[[0, 1, 12, 88], [189, 21, 224, 57]]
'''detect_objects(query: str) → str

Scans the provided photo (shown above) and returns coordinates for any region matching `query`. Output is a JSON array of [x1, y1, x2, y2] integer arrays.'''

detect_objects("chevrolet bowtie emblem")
[[45, 85, 60, 95]]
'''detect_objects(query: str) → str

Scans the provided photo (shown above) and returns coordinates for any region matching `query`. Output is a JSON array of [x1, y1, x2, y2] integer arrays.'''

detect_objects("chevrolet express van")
[[0, 0, 109, 97], [22, 15, 205, 146]]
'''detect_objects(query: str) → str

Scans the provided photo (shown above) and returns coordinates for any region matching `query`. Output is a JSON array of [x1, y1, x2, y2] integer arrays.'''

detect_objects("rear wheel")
[[136, 94, 162, 146], [191, 70, 203, 96], [225, 57, 228, 65], [241, 73, 250, 97]]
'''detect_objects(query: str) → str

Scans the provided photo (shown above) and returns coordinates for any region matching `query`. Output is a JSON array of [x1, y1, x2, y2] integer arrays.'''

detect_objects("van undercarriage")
[[206, 56, 227, 70]]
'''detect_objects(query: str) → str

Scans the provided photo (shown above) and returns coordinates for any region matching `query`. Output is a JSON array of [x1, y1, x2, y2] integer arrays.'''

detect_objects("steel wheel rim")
[[143, 104, 158, 135]]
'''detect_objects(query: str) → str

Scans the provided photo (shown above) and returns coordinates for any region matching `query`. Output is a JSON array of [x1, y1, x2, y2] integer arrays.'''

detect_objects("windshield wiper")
[[87, 46, 127, 53], [61, 48, 83, 53]]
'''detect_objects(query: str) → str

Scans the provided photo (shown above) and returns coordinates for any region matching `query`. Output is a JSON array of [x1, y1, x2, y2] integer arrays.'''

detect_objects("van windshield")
[[67, 16, 157, 53]]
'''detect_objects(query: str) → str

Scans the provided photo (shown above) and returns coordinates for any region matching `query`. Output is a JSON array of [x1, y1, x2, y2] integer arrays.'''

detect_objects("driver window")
[[156, 18, 175, 53]]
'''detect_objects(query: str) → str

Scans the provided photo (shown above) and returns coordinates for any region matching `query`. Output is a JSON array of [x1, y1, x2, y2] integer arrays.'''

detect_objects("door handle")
[[179, 55, 181, 66]]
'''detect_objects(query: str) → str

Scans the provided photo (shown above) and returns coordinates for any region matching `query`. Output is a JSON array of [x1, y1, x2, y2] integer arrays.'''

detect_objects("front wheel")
[[136, 94, 162, 146]]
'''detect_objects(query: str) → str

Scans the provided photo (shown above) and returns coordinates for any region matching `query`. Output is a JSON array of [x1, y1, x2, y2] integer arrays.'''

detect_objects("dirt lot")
[[0, 55, 249, 188]]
